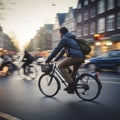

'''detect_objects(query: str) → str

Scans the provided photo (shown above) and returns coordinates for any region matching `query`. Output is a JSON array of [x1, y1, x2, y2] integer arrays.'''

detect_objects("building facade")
[[52, 0, 120, 56], [62, 7, 77, 36], [0, 26, 4, 48], [76, 0, 120, 56], [52, 13, 66, 49]]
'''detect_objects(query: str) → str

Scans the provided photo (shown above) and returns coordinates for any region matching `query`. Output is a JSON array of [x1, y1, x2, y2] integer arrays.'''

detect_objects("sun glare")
[[4, 21, 43, 51], [1, 0, 78, 51]]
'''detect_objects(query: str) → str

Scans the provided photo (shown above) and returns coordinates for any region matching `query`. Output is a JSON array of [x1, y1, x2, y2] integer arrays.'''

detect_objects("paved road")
[[0, 71, 120, 120]]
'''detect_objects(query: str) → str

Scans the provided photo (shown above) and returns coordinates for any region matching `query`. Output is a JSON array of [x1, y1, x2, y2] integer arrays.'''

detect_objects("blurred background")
[[0, 0, 120, 72], [0, 1, 120, 120]]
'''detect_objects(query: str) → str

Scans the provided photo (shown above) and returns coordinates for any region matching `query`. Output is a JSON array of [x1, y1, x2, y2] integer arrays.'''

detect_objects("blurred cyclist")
[[0, 49, 13, 76], [22, 51, 34, 75]]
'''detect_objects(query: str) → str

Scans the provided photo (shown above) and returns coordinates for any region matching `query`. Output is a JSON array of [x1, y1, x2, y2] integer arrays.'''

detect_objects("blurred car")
[[84, 50, 120, 73]]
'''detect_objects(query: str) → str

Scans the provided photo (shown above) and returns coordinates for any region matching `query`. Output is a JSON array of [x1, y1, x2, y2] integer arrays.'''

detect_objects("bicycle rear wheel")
[[38, 74, 60, 97], [18, 66, 37, 80], [75, 73, 101, 101]]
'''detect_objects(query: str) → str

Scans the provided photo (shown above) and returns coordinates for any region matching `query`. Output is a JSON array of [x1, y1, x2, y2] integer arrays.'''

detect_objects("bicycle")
[[38, 61, 102, 101], [17, 61, 38, 80]]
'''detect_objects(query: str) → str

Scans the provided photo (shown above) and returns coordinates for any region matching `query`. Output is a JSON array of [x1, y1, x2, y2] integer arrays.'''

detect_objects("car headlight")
[[85, 59, 90, 63]]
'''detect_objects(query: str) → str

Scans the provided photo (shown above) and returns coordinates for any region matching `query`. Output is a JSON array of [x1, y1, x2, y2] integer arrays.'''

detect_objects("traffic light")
[[94, 34, 101, 40]]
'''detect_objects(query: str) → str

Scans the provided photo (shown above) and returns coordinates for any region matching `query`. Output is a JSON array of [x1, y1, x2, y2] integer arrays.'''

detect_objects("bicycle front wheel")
[[75, 73, 101, 101], [38, 74, 60, 97], [28, 65, 37, 79], [18, 66, 37, 80]]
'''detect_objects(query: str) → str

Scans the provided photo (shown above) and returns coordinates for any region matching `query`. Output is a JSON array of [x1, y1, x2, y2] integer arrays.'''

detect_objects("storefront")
[[93, 34, 120, 56], [95, 40, 112, 55], [111, 34, 120, 50]]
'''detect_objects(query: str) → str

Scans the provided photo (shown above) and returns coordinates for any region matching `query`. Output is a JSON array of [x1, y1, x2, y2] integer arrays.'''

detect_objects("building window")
[[83, 24, 88, 36], [90, 22, 95, 34], [77, 26, 82, 37], [97, 18, 105, 33], [77, 14, 82, 22], [117, 12, 120, 29], [90, 7, 96, 18], [83, 10, 88, 20], [106, 15, 115, 31], [69, 22, 76, 31], [69, 12, 73, 19], [97, 0, 105, 14], [117, 0, 120, 6], [84, 0, 89, 5], [107, 0, 114, 10], [78, 3, 81, 9]]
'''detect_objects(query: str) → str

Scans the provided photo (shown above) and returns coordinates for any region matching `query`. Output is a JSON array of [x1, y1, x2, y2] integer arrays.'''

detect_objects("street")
[[0, 69, 120, 120]]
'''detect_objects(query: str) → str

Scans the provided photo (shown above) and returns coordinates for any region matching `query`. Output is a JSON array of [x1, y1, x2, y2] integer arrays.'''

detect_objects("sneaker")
[[64, 83, 75, 94], [64, 83, 73, 91]]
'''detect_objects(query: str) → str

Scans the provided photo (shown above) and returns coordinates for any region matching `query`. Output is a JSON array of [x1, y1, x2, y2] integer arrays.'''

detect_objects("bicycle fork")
[[48, 75, 53, 86], [47, 74, 61, 90]]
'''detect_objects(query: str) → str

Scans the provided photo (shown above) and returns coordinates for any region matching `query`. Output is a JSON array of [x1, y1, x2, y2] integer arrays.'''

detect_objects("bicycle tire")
[[28, 65, 38, 79], [75, 73, 102, 101], [38, 73, 60, 97], [18, 65, 37, 80], [18, 67, 25, 78]]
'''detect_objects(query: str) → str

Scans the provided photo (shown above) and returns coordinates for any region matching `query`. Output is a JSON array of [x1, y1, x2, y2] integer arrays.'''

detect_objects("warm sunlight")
[[0, 0, 78, 51], [2, 15, 55, 51]]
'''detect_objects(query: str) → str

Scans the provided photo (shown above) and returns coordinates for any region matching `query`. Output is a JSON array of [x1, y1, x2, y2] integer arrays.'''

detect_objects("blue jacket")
[[46, 32, 84, 63]]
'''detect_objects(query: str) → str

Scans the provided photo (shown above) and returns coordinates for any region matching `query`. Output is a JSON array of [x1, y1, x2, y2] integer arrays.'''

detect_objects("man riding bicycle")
[[22, 51, 34, 75], [45, 27, 85, 94]]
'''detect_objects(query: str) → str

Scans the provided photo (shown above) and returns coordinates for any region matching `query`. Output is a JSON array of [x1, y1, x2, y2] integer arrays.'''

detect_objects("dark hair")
[[24, 50, 27, 53], [59, 27, 68, 35]]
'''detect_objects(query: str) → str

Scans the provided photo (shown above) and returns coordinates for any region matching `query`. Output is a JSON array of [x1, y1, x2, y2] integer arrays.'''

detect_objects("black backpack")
[[74, 38, 91, 55]]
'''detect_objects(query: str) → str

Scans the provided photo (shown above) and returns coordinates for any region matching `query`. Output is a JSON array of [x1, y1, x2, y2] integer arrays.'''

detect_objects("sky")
[[0, 0, 78, 49]]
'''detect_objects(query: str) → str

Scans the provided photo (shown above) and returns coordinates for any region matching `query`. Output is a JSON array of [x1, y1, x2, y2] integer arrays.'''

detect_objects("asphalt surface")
[[0, 70, 120, 120]]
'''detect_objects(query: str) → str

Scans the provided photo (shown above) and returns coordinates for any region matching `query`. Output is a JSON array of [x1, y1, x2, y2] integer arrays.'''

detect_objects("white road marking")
[[0, 111, 21, 120], [100, 76, 120, 80], [101, 80, 120, 85], [98, 76, 120, 84]]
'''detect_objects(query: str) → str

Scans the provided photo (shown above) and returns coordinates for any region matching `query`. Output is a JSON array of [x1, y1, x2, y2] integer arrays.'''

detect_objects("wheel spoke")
[[38, 74, 59, 97], [76, 74, 101, 101]]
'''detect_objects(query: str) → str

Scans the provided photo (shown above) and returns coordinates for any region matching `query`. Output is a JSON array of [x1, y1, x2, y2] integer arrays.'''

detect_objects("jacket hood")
[[64, 32, 76, 39]]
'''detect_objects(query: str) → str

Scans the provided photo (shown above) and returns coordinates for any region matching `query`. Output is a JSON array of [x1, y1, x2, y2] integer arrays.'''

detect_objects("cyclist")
[[0, 49, 13, 76], [45, 27, 85, 94], [22, 51, 35, 75]]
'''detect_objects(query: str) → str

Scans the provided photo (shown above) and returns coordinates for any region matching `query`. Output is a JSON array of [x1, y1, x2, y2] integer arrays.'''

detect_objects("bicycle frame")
[[49, 62, 84, 87], [49, 61, 102, 89], [50, 62, 68, 87]]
